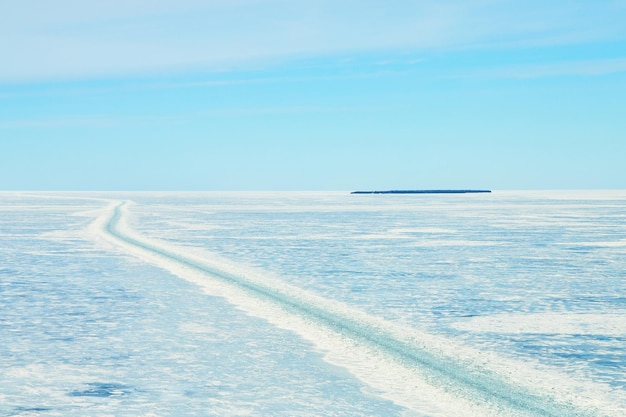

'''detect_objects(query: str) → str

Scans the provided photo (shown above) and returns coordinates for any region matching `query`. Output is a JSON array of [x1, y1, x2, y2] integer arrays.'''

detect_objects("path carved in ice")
[[94, 201, 605, 417]]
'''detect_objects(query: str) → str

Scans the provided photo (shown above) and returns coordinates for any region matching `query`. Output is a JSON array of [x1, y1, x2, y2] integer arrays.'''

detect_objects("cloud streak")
[[467, 57, 626, 79], [0, 115, 120, 129], [2, 1, 626, 82]]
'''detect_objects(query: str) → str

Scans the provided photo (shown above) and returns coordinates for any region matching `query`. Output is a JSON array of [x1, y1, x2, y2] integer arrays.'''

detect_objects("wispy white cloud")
[[1, 1, 625, 82], [0, 116, 119, 129], [0, 1, 459, 81], [0, 103, 381, 130], [195, 104, 385, 117], [468, 57, 626, 79], [0, 66, 415, 99]]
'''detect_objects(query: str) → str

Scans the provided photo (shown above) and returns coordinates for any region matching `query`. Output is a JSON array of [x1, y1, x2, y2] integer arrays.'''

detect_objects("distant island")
[[351, 190, 492, 194]]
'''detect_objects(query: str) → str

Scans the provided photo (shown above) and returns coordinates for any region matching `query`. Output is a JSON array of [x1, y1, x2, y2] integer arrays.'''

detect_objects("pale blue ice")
[[1, 191, 625, 416]]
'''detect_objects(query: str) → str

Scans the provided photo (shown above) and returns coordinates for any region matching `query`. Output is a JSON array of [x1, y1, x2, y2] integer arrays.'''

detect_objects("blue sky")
[[1, 0, 625, 190]]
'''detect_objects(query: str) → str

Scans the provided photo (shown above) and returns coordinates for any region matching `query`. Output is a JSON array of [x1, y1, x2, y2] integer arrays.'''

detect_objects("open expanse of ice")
[[1, 191, 625, 416]]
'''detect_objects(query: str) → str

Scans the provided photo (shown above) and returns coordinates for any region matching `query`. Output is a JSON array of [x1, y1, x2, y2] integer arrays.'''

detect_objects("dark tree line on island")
[[351, 190, 492, 194]]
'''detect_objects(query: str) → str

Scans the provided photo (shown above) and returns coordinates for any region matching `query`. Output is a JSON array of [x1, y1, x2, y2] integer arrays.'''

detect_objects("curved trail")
[[100, 201, 592, 417]]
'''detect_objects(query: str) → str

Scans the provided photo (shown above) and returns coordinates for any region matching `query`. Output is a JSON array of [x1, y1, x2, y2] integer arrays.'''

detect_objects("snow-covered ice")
[[1, 191, 625, 416]]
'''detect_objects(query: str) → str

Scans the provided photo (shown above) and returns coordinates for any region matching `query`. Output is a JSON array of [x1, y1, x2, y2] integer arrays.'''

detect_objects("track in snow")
[[100, 201, 592, 417]]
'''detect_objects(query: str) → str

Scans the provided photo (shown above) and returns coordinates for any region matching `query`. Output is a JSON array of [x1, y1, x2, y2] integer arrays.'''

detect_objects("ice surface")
[[452, 312, 626, 336], [2, 191, 625, 416], [0, 194, 406, 416]]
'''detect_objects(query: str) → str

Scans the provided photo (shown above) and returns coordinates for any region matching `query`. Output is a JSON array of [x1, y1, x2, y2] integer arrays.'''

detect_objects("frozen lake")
[[1, 191, 625, 416]]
